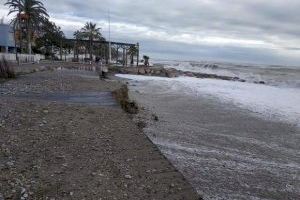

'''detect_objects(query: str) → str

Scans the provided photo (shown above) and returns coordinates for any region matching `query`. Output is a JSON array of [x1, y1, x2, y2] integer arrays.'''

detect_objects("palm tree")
[[74, 30, 83, 40], [128, 45, 138, 65], [143, 55, 150, 66], [73, 30, 84, 59], [80, 22, 102, 60], [6, 0, 49, 54]]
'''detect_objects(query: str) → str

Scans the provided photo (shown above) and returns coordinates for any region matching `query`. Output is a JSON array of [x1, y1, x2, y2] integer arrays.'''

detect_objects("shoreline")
[[124, 75, 300, 199], [0, 64, 201, 199]]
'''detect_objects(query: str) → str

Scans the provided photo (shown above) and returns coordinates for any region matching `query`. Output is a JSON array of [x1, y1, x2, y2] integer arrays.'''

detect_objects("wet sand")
[[128, 79, 300, 200]]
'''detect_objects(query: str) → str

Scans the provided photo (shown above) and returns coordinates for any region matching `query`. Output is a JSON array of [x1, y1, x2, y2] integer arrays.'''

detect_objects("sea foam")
[[116, 74, 300, 127]]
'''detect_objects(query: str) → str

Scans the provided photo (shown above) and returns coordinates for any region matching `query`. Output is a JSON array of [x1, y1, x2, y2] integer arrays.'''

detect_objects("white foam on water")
[[116, 74, 300, 127], [163, 61, 237, 77], [154, 60, 300, 88]]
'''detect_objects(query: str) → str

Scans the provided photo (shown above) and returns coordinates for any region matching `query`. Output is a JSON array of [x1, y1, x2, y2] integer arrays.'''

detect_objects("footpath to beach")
[[0, 63, 201, 200]]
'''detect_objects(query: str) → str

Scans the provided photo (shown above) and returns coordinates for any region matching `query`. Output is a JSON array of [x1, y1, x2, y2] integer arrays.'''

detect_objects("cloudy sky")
[[1, 0, 300, 65]]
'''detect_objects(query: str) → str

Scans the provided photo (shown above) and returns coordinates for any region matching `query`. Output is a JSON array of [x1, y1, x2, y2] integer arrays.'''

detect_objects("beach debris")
[[152, 114, 159, 121], [113, 85, 138, 114], [20, 187, 29, 200]]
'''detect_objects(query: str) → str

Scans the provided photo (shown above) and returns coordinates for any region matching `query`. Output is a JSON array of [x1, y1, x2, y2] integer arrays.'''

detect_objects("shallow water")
[[15, 92, 118, 107]]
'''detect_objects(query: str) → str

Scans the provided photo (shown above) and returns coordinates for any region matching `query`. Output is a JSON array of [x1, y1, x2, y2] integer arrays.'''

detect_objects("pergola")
[[65, 38, 140, 66]]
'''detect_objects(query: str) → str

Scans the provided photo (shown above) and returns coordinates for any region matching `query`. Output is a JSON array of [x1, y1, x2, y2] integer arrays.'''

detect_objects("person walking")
[[95, 56, 102, 79], [96, 57, 108, 79], [101, 61, 108, 79]]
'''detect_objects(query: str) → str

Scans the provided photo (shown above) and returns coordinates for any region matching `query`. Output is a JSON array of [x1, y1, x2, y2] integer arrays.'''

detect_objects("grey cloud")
[[1, 0, 300, 65]]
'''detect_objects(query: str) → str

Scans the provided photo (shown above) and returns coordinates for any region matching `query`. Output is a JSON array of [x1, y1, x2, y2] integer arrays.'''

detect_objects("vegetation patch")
[[113, 85, 138, 114], [0, 58, 16, 79]]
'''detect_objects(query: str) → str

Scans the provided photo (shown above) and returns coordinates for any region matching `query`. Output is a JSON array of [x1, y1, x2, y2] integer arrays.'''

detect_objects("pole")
[[108, 9, 112, 64], [51, 45, 54, 62], [123, 48, 125, 66], [13, 23, 19, 65], [18, 0, 22, 54]]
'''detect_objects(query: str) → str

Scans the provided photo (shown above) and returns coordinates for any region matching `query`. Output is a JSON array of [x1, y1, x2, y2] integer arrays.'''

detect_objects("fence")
[[0, 53, 45, 63], [57, 54, 96, 62]]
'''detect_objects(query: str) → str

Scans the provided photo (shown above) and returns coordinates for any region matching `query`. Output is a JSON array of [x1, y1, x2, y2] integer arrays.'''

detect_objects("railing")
[[0, 53, 45, 63]]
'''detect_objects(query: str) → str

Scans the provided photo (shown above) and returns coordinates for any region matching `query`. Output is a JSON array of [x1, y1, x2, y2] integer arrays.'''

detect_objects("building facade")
[[0, 24, 16, 53]]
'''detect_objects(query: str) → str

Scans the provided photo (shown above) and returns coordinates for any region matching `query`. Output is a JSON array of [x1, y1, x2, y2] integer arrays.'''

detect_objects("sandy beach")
[[0, 65, 200, 200]]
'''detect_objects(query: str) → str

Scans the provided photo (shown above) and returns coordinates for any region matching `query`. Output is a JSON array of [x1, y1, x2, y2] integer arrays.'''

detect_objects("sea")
[[116, 60, 300, 200], [151, 60, 300, 126]]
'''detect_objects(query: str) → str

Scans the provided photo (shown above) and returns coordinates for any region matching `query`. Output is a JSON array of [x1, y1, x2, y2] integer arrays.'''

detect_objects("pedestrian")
[[95, 56, 102, 79], [101, 62, 108, 79]]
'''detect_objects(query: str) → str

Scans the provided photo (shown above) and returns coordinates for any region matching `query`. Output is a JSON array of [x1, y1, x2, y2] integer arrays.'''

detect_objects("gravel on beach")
[[0, 68, 200, 200]]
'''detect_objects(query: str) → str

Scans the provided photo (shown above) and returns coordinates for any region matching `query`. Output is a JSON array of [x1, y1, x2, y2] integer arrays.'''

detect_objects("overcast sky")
[[1, 0, 300, 65]]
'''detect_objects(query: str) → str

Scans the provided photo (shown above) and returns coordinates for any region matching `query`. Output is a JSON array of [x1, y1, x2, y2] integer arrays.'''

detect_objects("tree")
[[73, 30, 85, 59], [80, 22, 102, 60], [74, 30, 83, 40], [143, 55, 150, 66], [6, 0, 49, 54], [34, 18, 65, 58], [128, 45, 138, 65]]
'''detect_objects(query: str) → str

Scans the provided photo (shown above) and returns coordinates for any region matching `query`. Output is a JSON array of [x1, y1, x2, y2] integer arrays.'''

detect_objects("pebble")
[[124, 175, 132, 179], [6, 161, 14, 167]]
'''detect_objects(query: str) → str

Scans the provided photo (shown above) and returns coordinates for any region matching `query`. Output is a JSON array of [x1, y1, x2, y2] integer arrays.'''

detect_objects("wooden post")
[[73, 41, 76, 61], [136, 43, 139, 66], [60, 39, 63, 61], [116, 47, 119, 64], [125, 49, 128, 67], [122, 48, 125, 66]]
